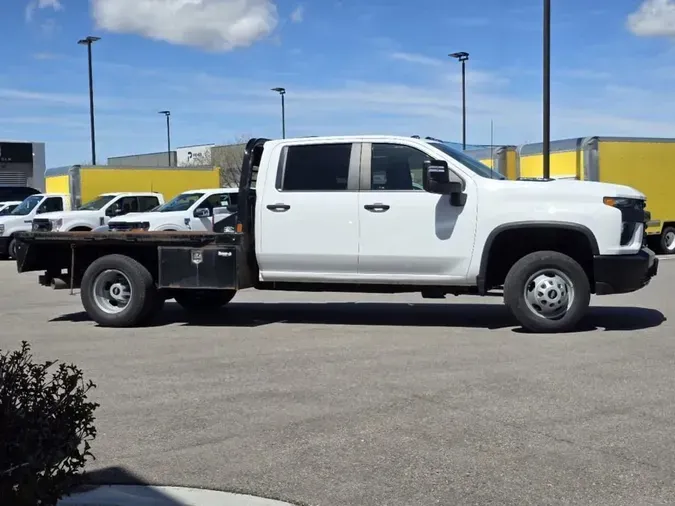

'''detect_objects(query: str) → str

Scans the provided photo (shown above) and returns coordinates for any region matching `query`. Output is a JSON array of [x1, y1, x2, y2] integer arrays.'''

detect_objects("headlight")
[[50, 219, 63, 231], [604, 197, 646, 246], [603, 197, 646, 210]]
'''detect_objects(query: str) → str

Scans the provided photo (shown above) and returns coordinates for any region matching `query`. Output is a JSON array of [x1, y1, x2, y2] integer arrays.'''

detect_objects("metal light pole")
[[271, 87, 286, 138], [158, 111, 171, 166], [78, 36, 101, 165], [449, 52, 469, 150], [543, 0, 551, 180]]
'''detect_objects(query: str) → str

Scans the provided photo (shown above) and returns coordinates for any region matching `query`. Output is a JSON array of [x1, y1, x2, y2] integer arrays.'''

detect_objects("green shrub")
[[0, 342, 99, 506]]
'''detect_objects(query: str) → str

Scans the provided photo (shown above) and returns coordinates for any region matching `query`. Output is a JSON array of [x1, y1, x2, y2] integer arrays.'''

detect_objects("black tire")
[[659, 227, 675, 255], [7, 238, 17, 260], [503, 251, 590, 333], [174, 290, 236, 313], [80, 254, 158, 327]]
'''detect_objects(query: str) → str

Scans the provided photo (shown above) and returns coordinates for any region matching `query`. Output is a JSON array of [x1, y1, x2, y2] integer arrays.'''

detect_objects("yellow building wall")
[[45, 175, 70, 196], [518, 150, 582, 179], [79, 167, 220, 204], [598, 141, 675, 234]]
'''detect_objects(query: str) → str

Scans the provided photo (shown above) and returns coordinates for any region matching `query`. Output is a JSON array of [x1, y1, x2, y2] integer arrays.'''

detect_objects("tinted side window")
[[138, 196, 160, 212], [39, 197, 64, 213], [371, 144, 432, 191], [198, 193, 230, 211], [282, 143, 352, 191], [118, 197, 139, 214]]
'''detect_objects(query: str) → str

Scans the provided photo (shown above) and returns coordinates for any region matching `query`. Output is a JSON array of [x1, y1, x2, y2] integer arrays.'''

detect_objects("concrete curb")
[[58, 485, 297, 506]]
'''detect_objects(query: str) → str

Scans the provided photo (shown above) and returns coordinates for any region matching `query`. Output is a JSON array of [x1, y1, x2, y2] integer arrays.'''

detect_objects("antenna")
[[490, 120, 494, 179]]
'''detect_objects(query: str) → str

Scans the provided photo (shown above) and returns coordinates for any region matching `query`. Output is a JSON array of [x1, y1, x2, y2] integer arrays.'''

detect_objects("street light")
[[158, 111, 171, 166], [78, 36, 101, 165], [543, 0, 551, 180], [271, 87, 286, 139], [449, 51, 469, 150]]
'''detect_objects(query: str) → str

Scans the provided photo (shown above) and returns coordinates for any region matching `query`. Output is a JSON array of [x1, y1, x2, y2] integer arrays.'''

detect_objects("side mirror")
[[423, 160, 463, 195], [194, 207, 210, 218]]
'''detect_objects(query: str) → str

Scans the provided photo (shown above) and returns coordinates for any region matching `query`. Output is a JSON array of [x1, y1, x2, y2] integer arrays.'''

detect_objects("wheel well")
[[482, 227, 595, 291], [69, 226, 92, 232]]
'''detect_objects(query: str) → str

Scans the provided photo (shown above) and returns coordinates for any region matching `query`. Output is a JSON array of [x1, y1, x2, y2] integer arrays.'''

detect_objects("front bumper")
[[594, 247, 659, 295], [0, 236, 9, 256]]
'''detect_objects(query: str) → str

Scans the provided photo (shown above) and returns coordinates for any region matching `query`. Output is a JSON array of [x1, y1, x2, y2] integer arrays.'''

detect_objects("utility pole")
[[543, 0, 551, 179], [78, 36, 101, 165], [449, 52, 469, 150], [271, 87, 286, 138], [158, 111, 171, 166]]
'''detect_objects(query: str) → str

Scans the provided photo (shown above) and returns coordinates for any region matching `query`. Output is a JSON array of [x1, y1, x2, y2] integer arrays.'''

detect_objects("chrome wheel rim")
[[92, 269, 132, 314], [665, 231, 675, 251], [523, 268, 574, 320]]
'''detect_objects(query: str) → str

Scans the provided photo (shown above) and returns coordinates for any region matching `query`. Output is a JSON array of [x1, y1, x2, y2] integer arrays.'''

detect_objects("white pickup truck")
[[31, 192, 164, 234], [0, 201, 22, 216], [15, 135, 658, 333], [0, 193, 71, 259], [106, 188, 238, 232]]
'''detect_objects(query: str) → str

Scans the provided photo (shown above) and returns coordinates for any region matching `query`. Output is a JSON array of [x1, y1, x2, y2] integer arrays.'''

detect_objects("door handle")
[[267, 203, 291, 212], [364, 203, 390, 212]]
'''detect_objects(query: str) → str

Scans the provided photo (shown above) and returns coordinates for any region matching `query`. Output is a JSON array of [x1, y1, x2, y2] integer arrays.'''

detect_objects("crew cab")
[[0, 201, 22, 216], [15, 135, 658, 333], [1, 193, 70, 259], [31, 192, 164, 233], [106, 188, 238, 232]]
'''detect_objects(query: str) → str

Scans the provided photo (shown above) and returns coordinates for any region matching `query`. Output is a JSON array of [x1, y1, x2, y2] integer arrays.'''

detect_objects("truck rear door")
[[257, 141, 361, 281]]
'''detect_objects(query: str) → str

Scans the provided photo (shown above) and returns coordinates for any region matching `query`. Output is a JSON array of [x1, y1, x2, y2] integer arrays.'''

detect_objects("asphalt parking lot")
[[2, 259, 675, 506]]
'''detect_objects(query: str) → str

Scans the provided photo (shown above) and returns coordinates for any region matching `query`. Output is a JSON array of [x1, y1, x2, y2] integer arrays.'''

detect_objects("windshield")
[[79, 194, 117, 211], [11, 195, 42, 216], [156, 193, 204, 212], [0, 204, 18, 216], [429, 143, 506, 180]]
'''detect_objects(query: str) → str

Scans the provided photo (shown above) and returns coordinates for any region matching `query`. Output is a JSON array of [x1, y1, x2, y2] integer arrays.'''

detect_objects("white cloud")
[[390, 52, 443, 67], [91, 0, 279, 51], [627, 0, 675, 37], [290, 5, 304, 23], [25, 0, 63, 22]]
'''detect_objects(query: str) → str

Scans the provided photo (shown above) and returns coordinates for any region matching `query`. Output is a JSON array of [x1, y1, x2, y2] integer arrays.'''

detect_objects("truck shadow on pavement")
[[51, 302, 666, 333]]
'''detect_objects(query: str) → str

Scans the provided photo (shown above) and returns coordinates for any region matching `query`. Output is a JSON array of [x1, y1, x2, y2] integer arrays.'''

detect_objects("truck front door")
[[357, 142, 477, 282], [257, 142, 361, 281]]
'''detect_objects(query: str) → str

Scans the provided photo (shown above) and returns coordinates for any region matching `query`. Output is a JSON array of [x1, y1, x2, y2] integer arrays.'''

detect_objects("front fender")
[[63, 220, 96, 231], [153, 224, 188, 232]]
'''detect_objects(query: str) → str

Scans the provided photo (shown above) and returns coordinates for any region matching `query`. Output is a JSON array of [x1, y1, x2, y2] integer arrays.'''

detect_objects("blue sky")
[[1, 0, 675, 167]]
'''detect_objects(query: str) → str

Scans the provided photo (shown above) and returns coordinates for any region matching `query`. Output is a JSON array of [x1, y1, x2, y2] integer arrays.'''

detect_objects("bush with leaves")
[[0, 342, 99, 506]]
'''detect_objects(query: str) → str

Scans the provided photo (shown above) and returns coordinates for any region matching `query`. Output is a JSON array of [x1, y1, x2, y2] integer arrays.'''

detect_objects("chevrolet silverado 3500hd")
[[14, 136, 658, 333]]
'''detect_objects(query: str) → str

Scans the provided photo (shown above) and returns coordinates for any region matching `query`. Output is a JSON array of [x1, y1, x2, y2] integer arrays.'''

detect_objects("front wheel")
[[7, 238, 17, 260], [504, 251, 590, 333], [660, 227, 675, 255], [174, 290, 236, 313], [80, 254, 159, 327]]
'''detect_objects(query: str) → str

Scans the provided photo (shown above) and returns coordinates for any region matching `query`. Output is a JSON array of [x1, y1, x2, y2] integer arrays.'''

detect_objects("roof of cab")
[[100, 192, 162, 197], [181, 187, 239, 194]]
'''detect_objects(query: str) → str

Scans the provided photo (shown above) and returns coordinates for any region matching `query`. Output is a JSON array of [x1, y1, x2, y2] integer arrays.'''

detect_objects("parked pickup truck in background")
[[31, 192, 164, 233], [106, 188, 238, 232], [15, 135, 658, 333], [0, 193, 71, 259], [0, 201, 22, 216]]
